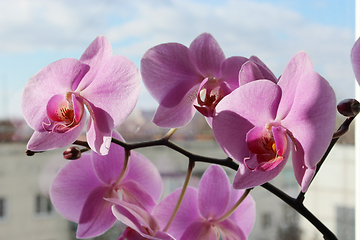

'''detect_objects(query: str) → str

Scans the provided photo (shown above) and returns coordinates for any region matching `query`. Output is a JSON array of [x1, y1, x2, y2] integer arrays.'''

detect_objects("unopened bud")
[[26, 150, 43, 156], [26, 150, 35, 156], [337, 98, 360, 117], [63, 147, 82, 160]]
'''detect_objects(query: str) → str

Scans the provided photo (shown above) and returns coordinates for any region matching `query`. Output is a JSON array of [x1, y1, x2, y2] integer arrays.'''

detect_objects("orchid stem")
[[262, 182, 338, 240], [114, 149, 130, 186], [163, 160, 195, 232], [163, 128, 177, 141], [216, 188, 252, 223]]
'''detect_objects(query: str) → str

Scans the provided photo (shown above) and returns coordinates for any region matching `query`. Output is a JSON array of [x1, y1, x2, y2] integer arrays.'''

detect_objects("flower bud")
[[26, 150, 35, 156], [63, 146, 82, 160], [337, 98, 360, 117]]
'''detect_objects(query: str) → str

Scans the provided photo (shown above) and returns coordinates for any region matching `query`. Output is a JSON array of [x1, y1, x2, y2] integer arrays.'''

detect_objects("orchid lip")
[[245, 125, 288, 171], [43, 93, 85, 133]]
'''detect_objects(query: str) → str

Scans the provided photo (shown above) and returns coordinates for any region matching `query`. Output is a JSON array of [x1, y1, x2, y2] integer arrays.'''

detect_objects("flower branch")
[[261, 182, 338, 240]]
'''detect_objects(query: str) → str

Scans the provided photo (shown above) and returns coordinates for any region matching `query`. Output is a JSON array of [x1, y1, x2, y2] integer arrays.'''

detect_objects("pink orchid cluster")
[[141, 33, 336, 192], [22, 32, 360, 240], [50, 130, 255, 239]]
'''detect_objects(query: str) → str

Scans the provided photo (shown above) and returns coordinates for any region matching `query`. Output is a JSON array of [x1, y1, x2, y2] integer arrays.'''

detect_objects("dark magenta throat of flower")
[[245, 124, 288, 171], [195, 78, 232, 117], [43, 93, 84, 133]]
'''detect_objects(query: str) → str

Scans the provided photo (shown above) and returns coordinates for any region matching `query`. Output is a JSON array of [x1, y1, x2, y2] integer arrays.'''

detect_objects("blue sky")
[[0, 0, 356, 119]]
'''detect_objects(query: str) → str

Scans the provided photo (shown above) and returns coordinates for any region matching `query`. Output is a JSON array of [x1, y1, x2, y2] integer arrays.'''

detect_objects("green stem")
[[216, 188, 252, 223], [163, 128, 177, 141], [114, 149, 130, 186], [163, 161, 195, 232]]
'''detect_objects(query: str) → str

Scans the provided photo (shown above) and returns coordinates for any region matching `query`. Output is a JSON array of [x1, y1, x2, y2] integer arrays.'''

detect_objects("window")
[[35, 194, 53, 216]]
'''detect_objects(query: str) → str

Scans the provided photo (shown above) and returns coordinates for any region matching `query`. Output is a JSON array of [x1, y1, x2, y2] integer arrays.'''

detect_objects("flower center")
[[194, 77, 231, 117], [245, 125, 288, 171], [43, 93, 84, 133]]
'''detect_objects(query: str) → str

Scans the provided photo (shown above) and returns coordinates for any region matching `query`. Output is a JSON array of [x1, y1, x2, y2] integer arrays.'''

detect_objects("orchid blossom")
[[351, 36, 360, 86], [107, 199, 175, 240], [50, 132, 162, 238], [141, 32, 248, 128], [22, 36, 141, 155], [213, 51, 336, 192], [152, 165, 255, 240]]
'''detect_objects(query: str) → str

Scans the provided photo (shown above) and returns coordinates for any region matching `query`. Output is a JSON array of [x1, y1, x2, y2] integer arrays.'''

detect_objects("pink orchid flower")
[[141, 33, 248, 128], [351, 36, 360, 86], [152, 165, 255, 240], [22, 36, 141, 155], [107, 199, 175, 240], [213, 51, 336, 192], [50, 132, 163, 239]]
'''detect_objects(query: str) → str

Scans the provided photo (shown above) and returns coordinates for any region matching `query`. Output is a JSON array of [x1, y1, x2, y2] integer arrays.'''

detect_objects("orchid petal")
[[109, 199, 175, 240], [125, 151, 163, 201], [91, 131, 125, 184], [50, 153, 102, 222], [111, 205, 156, 239], [152, 84, 199, 128], [81, 55, 141, 128], [198, 165, 230, 219], [351, 37, 360, 86], [213, 80, 281, 162], [281, 71, 336, 169], [153, 187, 200, 240], [217, 80, 281, 126], [77, 36, 113, 91], [217, 219, 247, 240], [300, 167, 316, 193], [189, 33, 226, 78], [276, 51, 314, 119], [85, 106, 113, 155], [109, 199, 156, 234], [249, 56, 278, 82], [220, 56, 248, 89], [21, 58, 84, 131], [141, 42, 203, 105], [239, 61, 267, 86], [27, 113, 86, 151], [212, 109, 252, 161], [120, 180, 157, 212], [77, 186, 118, 238], [179, 221, 218, 240], [291, 140, 317, 192]]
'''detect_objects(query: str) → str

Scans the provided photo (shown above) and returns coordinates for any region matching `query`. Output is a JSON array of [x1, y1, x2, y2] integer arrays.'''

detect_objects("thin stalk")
[[262, 183, 337, 240], [163, 161, 195, 232], [216, 188, 252, 223], [163, 128, 177, 141], [114, 149, 130, 186]]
